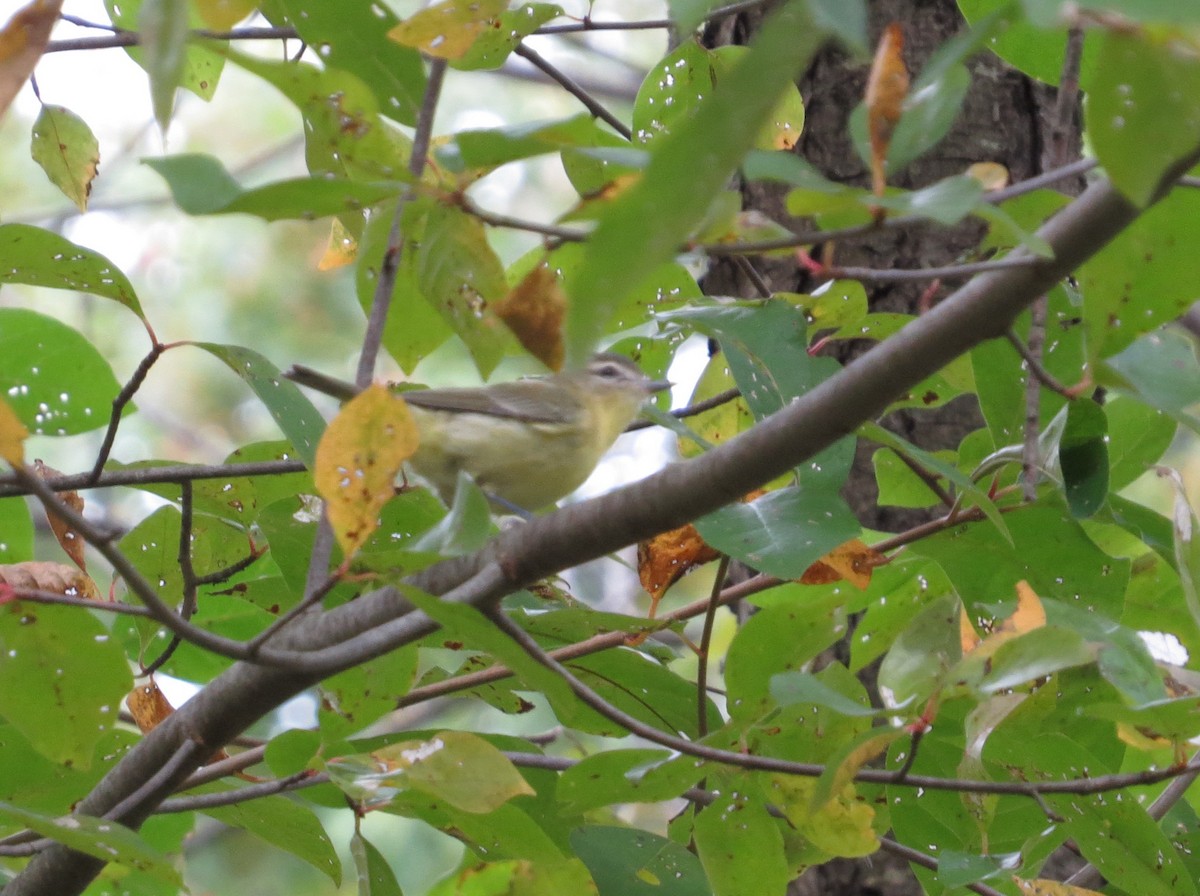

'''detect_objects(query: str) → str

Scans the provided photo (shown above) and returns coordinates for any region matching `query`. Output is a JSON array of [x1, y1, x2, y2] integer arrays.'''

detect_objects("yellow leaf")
[[966, 161, 1010, 191], [193, 0, 258, 30], [0, 0, 62, 122], [315, 384, 420, 560], [318, 218, 358, 271], [0, 396, 28, 466], [1013, 876, 1105, 896], [388, 0, 508, 60]]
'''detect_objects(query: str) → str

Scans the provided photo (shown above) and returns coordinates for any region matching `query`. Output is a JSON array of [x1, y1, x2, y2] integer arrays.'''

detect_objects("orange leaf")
[[0, 0, 61, 122], [315, 384, 420, 561], [0, 395, 28, 466], [638, 524, 721, 611], [800, 538, 886, 589], [127, 679, 175, 734], [961, 580, 1046, 656], [494, 261, 566, 371], [317, 218, 358, 271], [865, 23, 909, 197], [33, 459, 87, 572]]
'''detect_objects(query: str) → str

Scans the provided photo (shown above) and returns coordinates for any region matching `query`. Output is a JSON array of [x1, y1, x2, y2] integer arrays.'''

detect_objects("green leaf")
[[30, 105, 99, 212], [145, 154, 399, 220], [0, 224, 144, 318], [1085, 30, 1200, 206], [0, 497, 33, 563], [106, 0, 224, 105], [139, 0, 190, 130], [1080, 191, 1200, 363], [273, 0, 426, 125], [454, 2, 564, 70], [357, 200, 452, 374], [193, 343, 326, 467], [1105, 395, 1175, 490], [557, 749, 703, 813], [264, 728, 322, 777], [724, 598, 843, 720], [571, 825, 710, 896], [200, 783, 341, 883], [0, 800, 178, 883], [438, 115, 606, 172], [0, 603, 131, 767], [319, 646, 419, 741], [959, 0, 1096, 85], [351, 830, 404, 896], [0, 308, 124, 437], [327, 731, 534, 813], [876, 592, 961, 707], [230, 51, 411, 181], [1104, 330, 1200, 432], [409, 202, 514, 377], [565, 3, 825, 361], [694, 781, 790, 896], [913, 503, 1130, 621], [770, 671, 884, 717], [633, 43, 804, 152], [694, 483, 860, 579], [1050, 795, 1198, 896], [1060, 400, 1109, 518]]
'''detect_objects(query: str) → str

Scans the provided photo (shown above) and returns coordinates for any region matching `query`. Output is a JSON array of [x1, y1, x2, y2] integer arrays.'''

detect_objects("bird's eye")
[[595, 363, 623, 379]]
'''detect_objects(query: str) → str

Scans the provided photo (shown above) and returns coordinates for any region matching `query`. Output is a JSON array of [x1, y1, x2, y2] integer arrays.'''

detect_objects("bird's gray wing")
[[401, 379, 579, 424]]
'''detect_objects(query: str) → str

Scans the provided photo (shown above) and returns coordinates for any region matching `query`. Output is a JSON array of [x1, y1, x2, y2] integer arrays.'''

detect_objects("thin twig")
[[625, 387, 741, 431], [158, 770, 322, 813], [514, 43, 632, 140], [46, 25, 297, 53], [0, 459, 308, 499], [696, 556, 729, 737], [6, 589, 152, 615], [1005, 328, 1072, 397], [88, 342, 165, 484]]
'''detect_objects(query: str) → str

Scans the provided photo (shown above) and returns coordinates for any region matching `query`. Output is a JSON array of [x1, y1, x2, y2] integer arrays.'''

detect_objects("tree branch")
[[12, 152, 1200, 895]]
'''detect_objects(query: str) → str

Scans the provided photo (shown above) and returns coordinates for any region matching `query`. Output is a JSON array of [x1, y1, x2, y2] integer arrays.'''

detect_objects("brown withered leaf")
[[799, 538, 886, 589], [33, 459, 87, 572], [0, 0, 62, 122], [0, 560, 100, 600], [638, 524, 720, 613], [865, 22, 909, 198], [127, 678, 175, 734], [494, 261, 566, 371], [637, 490, 764, 614], [961, 579, 1047, 656]]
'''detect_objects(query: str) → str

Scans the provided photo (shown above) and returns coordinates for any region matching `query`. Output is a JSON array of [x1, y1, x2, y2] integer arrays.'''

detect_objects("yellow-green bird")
[[287, 353, 670, 511]]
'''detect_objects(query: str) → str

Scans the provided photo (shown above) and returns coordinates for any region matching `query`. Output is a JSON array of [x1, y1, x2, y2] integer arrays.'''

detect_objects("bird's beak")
[[648, 379, 672, 394]]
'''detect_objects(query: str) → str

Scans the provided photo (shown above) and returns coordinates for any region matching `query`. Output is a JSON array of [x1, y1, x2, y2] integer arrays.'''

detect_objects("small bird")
[[286, 353, 670, 510]]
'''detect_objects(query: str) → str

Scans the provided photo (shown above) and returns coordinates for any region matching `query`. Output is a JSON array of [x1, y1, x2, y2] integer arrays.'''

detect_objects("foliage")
[[0, 1, 1199, 895]]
